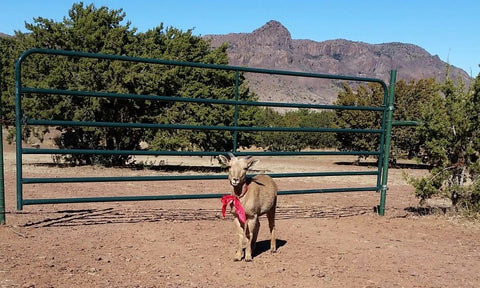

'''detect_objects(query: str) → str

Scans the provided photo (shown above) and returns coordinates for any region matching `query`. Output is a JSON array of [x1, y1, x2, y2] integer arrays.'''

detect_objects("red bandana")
[[221, 195, 246, 224]]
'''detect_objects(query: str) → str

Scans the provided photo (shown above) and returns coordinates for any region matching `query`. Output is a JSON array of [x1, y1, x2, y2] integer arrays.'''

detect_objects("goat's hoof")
[[234, 252, 243, 262]]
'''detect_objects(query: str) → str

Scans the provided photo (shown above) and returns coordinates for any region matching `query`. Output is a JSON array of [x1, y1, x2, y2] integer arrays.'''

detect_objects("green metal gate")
[[13, 49, 396, 216]]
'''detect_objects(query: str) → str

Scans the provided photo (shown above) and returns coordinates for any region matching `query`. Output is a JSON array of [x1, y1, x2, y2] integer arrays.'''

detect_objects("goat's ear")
[[247, 158, 260, 169], [218, 155, 230, 166]]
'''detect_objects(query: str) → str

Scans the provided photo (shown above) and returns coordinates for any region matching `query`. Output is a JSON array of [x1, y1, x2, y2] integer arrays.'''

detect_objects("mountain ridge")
[[205, 20, 470, 104]]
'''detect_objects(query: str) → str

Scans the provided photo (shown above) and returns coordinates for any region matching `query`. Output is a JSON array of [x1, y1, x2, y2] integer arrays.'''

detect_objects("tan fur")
[[219, 153, 277, 262]]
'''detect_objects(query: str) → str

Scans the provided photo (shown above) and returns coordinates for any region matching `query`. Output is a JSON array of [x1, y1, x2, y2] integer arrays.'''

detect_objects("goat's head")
[[219, 153, 259, 187]]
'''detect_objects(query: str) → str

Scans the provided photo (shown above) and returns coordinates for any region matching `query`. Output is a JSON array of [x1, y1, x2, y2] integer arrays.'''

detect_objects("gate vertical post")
[[232, 70, 240, 152], [0, 48, 5, 224], [15, 53, 23, 210], [378, 70, 396, 215], [0, 111, 4, 224]]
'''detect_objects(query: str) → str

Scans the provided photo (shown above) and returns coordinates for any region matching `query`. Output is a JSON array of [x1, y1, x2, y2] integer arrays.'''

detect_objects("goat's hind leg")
[[267, 206, 276, 253]]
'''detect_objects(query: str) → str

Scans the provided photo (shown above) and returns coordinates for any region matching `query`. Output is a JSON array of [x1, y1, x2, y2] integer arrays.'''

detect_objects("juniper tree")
[[4, 3, 258, 165], [408, 72, 480, 215]]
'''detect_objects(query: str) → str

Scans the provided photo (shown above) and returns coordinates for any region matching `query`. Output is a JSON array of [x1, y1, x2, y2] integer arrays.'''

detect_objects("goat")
[[219, 153, 277, 261]]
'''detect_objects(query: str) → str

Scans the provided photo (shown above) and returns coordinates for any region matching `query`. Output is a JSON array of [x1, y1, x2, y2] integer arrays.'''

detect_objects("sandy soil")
[[0, 141, 479, 288]]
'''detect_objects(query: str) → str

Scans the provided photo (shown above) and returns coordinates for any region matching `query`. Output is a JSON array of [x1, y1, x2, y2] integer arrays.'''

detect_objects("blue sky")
[[1, 0, 478, 77]]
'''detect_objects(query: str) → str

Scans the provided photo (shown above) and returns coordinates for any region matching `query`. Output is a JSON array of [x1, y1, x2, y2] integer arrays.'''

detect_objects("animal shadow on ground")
[[253, 239, 287, 257]]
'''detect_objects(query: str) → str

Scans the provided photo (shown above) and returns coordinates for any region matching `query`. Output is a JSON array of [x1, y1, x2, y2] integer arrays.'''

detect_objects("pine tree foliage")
[[334, 79, 439, 163], [334, 82, 384, 159], [255, 108, 337, 151], [408, 73, 480, 215], [1, 3, 259, 165], [0, 36, 16, 125], [393, 78, 438, 158]]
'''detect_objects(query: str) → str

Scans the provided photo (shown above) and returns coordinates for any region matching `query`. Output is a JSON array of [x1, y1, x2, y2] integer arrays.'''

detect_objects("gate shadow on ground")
[[404, 206, 448, 216], [334, 161, 430, 170], [20, 205, 375, 228]]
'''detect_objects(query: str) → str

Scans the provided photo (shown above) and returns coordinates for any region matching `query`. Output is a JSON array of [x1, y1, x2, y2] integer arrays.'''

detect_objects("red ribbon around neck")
[[221, 195, 246, 224]]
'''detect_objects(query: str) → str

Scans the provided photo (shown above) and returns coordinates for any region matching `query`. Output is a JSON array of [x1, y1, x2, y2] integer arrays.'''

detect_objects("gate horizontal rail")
[[22, 87, 386, 111], [25, 119, 384, 134], [22, 186, 379, 207], [15, 48, 395, 215], [22, 171, 379, 184], [22, 149, 380, 156]]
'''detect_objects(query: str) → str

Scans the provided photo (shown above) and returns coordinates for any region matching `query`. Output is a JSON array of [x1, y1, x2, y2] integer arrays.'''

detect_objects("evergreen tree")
[[3, 2, 258, 165], [393, 78, 438, 158], [334, 82, 384, 160], [0, 35, 16, 126], [334, 79, 439, 162], [255, 108, 337, 151], [408, 73, 480, 215]]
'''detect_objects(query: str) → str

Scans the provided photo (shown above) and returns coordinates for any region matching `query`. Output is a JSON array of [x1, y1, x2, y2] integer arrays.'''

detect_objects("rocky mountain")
[[204, 20, 471, 105]]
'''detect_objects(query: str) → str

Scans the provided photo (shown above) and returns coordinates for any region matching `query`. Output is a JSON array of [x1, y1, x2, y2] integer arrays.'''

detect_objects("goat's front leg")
[[233, 218, 244, 261], [245, 215, 259, 262]]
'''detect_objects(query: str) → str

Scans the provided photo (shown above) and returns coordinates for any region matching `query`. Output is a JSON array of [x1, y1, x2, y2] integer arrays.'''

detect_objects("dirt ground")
[[0, 141, 479, 288]]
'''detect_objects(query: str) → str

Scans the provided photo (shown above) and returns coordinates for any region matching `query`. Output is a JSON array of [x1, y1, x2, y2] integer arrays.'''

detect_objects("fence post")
[[15, 50, 23, 211], [378, 70, 396, 216], [233, 70, 240, 152], [0, 47, 5, 224], [0, 105, 4, 225]]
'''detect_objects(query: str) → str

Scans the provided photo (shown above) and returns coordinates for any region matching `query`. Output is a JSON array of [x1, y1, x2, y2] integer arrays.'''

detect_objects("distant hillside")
[[2, 23, 471, 106], [205, 20, 471, 105]]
